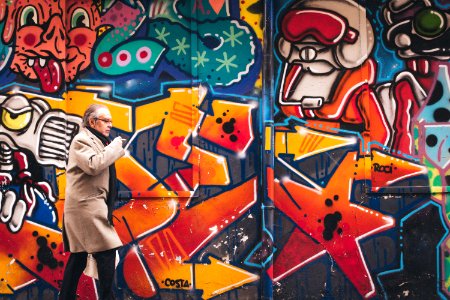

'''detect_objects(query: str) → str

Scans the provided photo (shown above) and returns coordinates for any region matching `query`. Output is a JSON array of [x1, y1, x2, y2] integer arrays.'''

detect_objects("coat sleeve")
[[71, 136, 125, 176]]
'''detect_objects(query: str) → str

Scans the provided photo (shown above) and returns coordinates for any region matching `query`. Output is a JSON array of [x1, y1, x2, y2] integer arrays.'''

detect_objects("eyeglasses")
[[95, 118, 113, 125]]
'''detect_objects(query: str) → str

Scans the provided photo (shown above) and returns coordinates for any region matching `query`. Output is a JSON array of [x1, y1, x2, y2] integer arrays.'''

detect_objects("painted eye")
[[20, 6, 38, 27], [116, 50, 131, 67], [71, 8, 90, 29], [2, 109, 32, 131], [136, 46, 152, 63], [300, 47, 317, 62], [414, 8, 446, 38]]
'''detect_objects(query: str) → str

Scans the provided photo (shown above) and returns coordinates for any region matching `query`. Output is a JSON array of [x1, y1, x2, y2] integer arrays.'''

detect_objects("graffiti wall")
[[0, 0, 448, 299], [268, 0, 450, 298]]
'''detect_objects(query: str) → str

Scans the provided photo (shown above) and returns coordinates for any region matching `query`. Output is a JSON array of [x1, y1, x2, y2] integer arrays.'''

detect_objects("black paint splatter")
[[426, 134, 438, 147], [323, 212, 342, 241], [433, 108, 450, 122], [35, 235, 61, 271], [218, 117, 239, 143], [222, 118, 236, 134]]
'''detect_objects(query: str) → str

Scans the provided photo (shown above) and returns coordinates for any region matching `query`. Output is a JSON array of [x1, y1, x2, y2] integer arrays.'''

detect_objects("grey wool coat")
[[63, 127, 125, 253]]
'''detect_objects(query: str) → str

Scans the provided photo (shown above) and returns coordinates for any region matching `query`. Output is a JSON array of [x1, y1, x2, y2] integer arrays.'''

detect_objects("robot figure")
[[0, 93, 80, 232], [275, 0, 390, 152]]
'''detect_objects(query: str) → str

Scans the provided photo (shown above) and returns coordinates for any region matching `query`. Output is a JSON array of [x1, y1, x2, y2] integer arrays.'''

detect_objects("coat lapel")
[[83, 128, 105, 152]]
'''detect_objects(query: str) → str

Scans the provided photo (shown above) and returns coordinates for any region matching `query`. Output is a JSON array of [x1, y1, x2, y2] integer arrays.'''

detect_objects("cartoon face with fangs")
[[0, 0, 100, 93]]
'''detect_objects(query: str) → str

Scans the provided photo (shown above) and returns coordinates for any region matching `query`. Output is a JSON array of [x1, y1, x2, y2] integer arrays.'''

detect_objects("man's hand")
[[111, 136, 126, 148]]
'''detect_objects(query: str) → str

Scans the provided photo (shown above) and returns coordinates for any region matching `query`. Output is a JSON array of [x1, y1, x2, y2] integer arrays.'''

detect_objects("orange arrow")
[[195, 256, 259, 299]]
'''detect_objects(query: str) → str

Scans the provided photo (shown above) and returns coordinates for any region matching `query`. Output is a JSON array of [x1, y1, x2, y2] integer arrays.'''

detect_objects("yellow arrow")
[[275, 126, 357, 161], [195, 256, 259, 299], [149, 256, 258, 298]]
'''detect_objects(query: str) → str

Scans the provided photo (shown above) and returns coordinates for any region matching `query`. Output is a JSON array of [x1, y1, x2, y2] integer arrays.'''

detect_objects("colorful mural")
[[266, 0, 450, 298], [0, 0, 448, 299]]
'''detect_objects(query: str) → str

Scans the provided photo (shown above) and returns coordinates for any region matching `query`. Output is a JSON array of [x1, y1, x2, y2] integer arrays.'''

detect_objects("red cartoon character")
[[276, 0, 390, 152], [379, 0, 450, 155], [0, 0, 100, 93]]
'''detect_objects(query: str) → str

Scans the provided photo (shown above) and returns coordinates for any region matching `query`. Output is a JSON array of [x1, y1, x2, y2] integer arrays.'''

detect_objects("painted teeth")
[[39, 58, 46, 67], [27, 59, 35, 67]]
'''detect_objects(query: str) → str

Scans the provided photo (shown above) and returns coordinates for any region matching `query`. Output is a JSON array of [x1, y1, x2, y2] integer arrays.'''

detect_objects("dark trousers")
[[59, 248, 117, 300]]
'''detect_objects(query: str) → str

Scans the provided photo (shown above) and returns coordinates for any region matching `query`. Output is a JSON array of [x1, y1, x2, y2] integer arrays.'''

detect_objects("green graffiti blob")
[[95, 36, 167, 75], [148, 18, 256, 86], [94, 1, 167, 76]]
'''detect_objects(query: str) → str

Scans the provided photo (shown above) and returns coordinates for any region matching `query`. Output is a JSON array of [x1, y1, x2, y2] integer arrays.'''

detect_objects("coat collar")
[[82, 127, 105, 152]]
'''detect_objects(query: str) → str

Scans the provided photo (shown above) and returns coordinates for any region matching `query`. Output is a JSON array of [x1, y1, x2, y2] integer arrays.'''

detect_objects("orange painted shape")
[[65, 90, 133, 132], [56, 168, 66, 201], [274, 131, 287, 156], [116, 155, 158, 192], [195, 256, 259, 299], [280, 159, 394, 240], [157, 262, 193, 291], [275, 126, 357, 160], [140, 228, 190, 274], [0, 253, 35, 294], [209, 0, 225, 14], [130, 177, 258, 296], [124, 234, 193, 294], [188, 147, 229, 185], [327, 236, 377, 298], [369, 150, 428, 191], [156, 88, 205, 160], [178, 168, 193, 189], [123, 247, 157, 298], [156, 127, 192, 161], [114, 199, 179, 243], [165, 170, 193, 191], [272, 152, 395, 298], [55, 200, 65, 229], [267, 228, 324, 281], [147, 183, 179, 196], [135, 86, 206, 131], [0, 221, 98, 297], [112, 177, 258, 298], [0, 221, 65, 289], [199, 100, 254, 153], [133, 230, 192, 295], [267, 167, 274, 201], [169, 177, 258, 257]]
